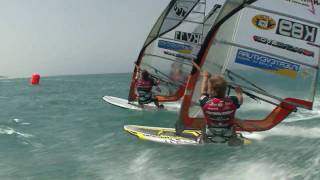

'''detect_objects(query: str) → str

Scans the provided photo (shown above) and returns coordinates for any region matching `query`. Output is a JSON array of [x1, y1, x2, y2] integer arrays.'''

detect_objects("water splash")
[[127, 150, 178, 180], [242, 125, 320, 141], [0, 126, 33, 138], [199, 160, 296, 180]]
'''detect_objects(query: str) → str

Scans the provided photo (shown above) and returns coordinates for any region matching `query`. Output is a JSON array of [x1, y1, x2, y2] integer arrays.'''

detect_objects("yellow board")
[[124, 125, 252, 145]]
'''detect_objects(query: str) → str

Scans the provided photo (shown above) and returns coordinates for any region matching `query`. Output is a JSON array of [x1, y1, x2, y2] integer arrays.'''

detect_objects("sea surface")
[[0, 73, 319, 180]]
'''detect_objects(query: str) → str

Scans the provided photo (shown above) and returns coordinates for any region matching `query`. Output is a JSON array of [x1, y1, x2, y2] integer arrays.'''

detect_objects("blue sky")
[[0, 0, 170, 77]]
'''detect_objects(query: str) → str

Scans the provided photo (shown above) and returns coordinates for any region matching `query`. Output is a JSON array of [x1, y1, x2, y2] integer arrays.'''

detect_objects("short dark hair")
[[141, 70, 149, 80]]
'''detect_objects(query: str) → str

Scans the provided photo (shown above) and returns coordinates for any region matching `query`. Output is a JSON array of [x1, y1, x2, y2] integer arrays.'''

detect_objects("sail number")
[[175, 31, 202, 44], [276, 19, 317, 42], [173, 3, 187, 17]]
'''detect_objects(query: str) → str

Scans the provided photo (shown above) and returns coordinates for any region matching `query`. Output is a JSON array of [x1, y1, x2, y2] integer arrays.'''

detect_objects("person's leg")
[[175, 120, 185, 136], [227, 126, 243, 146], [137, 91, 152, 108], [207, 127, 229, 143], [138, 100, 144, 108], [200, 126, 208, 143]]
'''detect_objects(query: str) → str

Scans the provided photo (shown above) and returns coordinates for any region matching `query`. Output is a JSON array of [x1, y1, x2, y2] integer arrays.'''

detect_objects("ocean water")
[[0, 73, 320, 180]]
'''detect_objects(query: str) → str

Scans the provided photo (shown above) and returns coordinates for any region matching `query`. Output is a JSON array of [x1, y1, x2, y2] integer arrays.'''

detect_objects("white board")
[[103, 96, 181, 112]]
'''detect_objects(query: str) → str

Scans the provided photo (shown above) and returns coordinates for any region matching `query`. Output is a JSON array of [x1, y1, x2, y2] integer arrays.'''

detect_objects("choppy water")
[[0, 73, 319, 180]]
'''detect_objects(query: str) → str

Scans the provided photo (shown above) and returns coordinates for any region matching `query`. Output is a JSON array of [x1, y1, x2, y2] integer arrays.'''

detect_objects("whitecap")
[[13, 118, 21, 123], [11, 118, 31, 125], [0, 128, 15, 135], [0, 127, 33, 138]]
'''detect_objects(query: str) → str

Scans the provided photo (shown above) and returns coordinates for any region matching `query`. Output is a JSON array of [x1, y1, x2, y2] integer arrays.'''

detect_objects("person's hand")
[[156, 86, 161, 92], [202, 71, 210, 78], [235, 86, 243, 94], [136, 66, 141, 72], [134, 62, 140, 71]]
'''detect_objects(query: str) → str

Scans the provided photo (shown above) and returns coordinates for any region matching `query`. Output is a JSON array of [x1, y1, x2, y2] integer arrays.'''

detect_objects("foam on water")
[[200, 160, 295, 180], [129, 150, 159, 179], [286, 101, 320, 122], [260, 125, 320, 139], [241, 125, 320, 143]]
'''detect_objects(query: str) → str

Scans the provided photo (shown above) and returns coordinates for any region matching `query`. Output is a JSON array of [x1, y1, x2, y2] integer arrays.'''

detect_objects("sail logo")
[[173, 3, 188, 17], [174, 31, 202, 44], [253, 35, 315, 57], [276, 19, 318, 42], [235, 49, 300, 78], [158, 40, 193, 54], [252, 15, 276, 30]]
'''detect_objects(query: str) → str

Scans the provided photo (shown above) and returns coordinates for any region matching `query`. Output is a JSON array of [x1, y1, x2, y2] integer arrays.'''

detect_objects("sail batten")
[[164, 17, 204, 25], [143, 54, 193, 65], [141, 63, 185, 85]]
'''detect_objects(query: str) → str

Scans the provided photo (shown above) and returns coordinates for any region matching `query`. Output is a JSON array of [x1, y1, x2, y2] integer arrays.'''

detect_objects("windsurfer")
[[199, 71, 243, 145], [169, 62, 188, 95], [169, 63, 187, 82], [135, 68, 164, 109]]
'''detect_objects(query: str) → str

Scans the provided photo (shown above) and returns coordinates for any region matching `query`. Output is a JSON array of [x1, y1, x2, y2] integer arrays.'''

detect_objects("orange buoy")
[[31, 73, 40, 85]]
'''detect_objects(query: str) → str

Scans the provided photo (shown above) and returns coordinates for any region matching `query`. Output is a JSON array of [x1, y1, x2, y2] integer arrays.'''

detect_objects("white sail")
[[178, 0, 320, 131], [128, 0, 225, 103]]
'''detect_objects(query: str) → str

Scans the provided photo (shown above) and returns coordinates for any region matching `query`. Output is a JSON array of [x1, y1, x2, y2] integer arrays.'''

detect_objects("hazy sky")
[[0, 0, 170, 77]]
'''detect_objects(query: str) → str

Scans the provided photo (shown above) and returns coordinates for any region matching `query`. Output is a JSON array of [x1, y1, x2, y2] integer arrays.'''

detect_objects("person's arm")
[[200, 71, 210, 95], [235, 86, 243, 105], [155, 79, 160, 86], [154, 79, 161, 92], [135, 66, 141, 80]]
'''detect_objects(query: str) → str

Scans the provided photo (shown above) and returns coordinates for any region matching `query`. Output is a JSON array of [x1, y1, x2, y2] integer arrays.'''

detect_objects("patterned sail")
[[178, 0, 320, 132], [128, 0, 225, 102]]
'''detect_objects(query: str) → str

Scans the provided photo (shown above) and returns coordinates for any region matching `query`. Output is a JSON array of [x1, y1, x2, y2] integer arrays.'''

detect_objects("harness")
[[202, 97, 237, 143], [136, 79, 154, 104], [202, 97, 237, 127]]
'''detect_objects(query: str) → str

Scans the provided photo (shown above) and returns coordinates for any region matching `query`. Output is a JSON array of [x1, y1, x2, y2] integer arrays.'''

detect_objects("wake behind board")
[[103, 96, 180, 111], [124, 125, 252, 145]]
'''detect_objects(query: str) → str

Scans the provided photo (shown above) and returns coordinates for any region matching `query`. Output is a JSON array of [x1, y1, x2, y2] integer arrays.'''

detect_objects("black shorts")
[[138, 91, 156, 105]]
